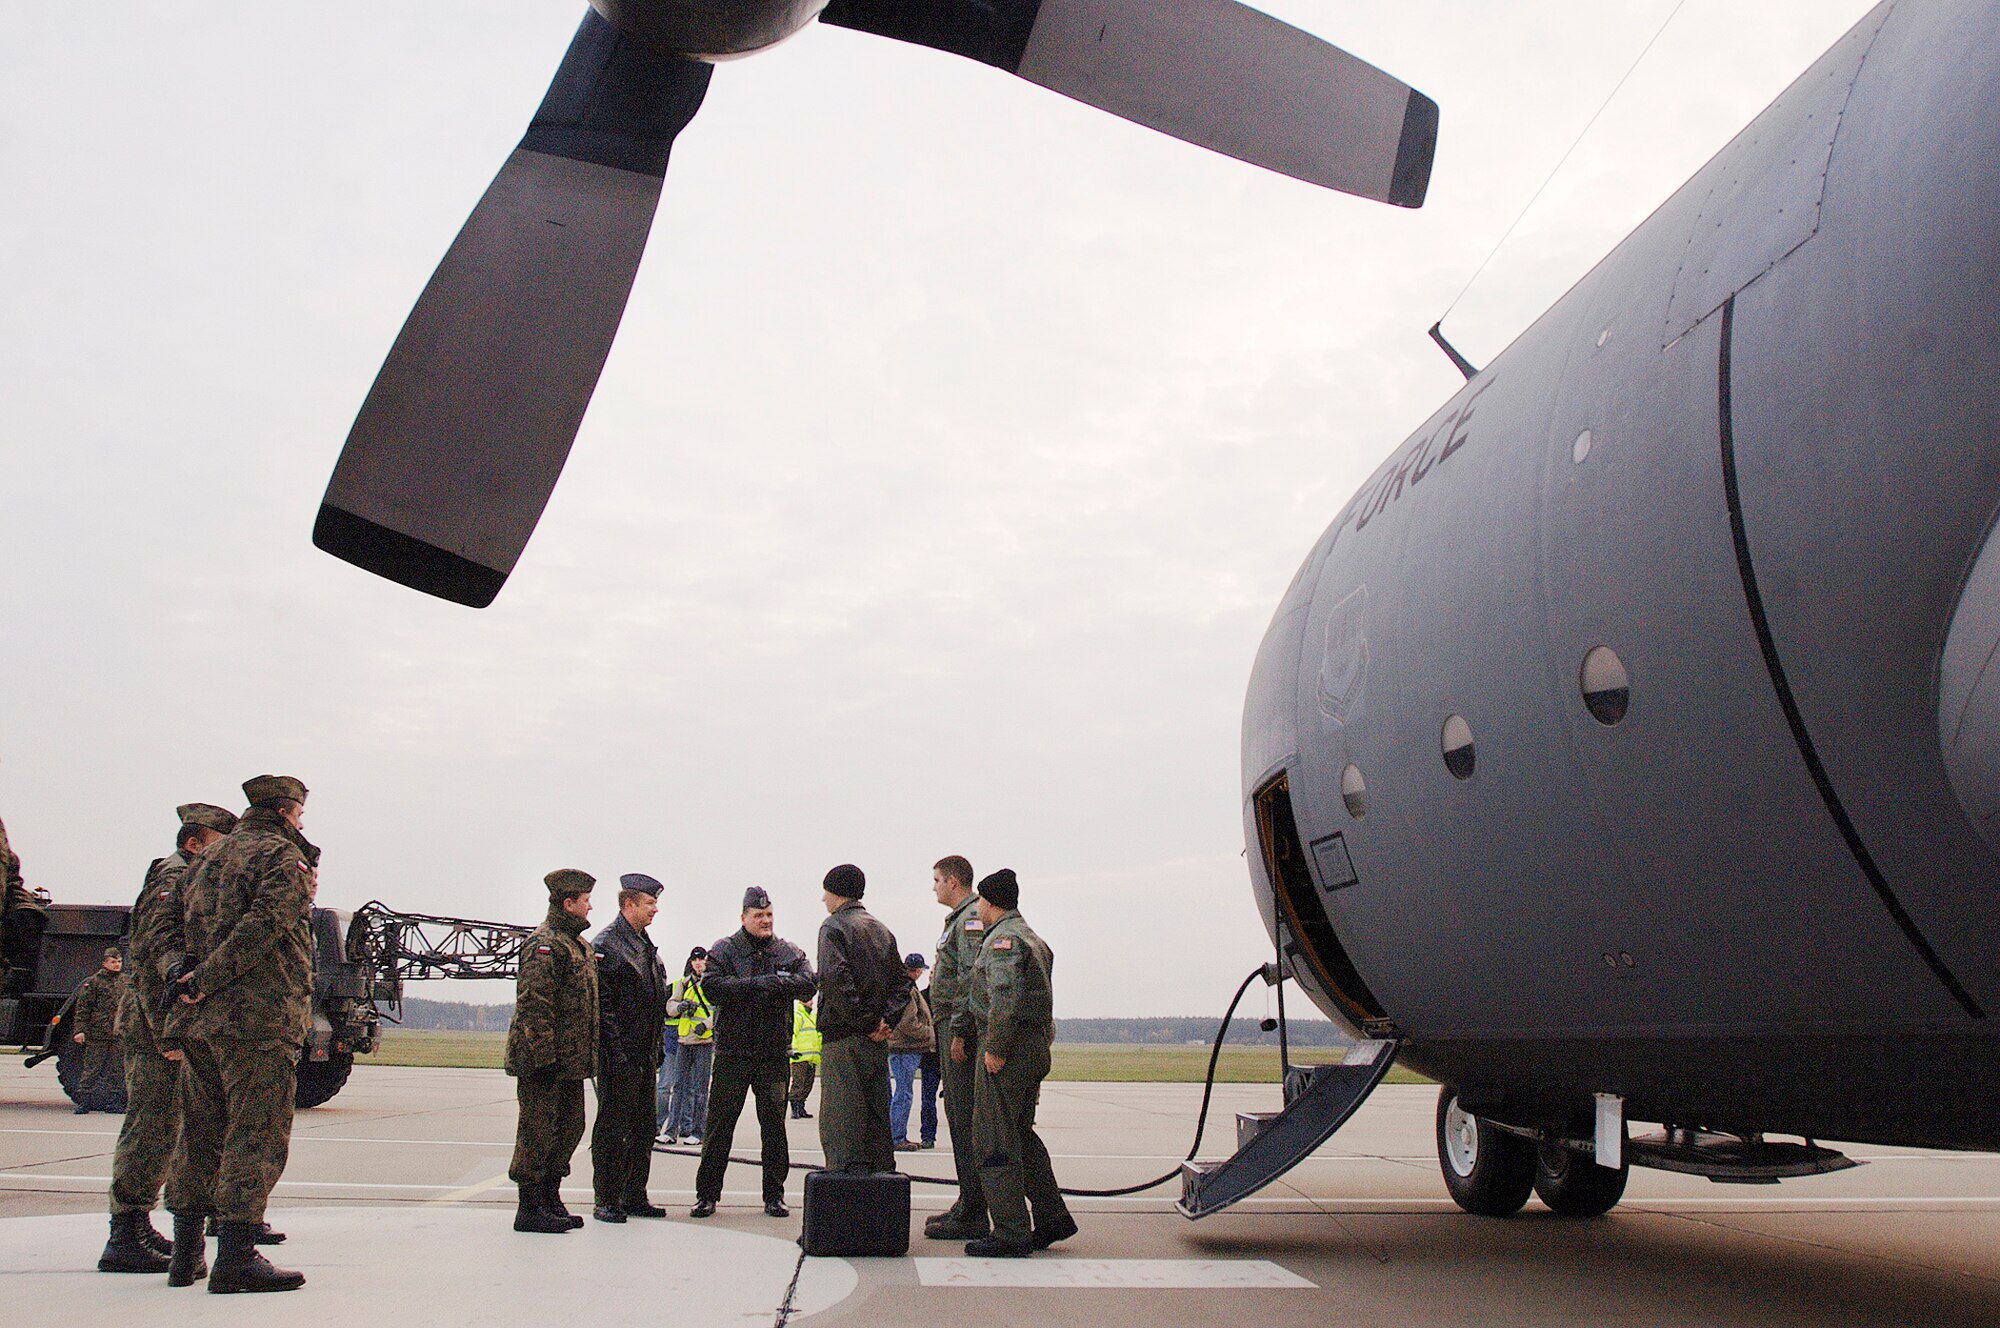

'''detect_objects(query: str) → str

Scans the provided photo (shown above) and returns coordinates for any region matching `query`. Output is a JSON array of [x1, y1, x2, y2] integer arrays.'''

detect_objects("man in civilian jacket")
[[815, 864, 913, 1174], [589, 873, 670, 1223], [691, 887, 817, 1219]]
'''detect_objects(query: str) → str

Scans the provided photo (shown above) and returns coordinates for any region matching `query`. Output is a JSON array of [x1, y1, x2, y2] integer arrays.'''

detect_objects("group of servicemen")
[[507, 854, 1077, 1257], [31, 778, 324, 1294]]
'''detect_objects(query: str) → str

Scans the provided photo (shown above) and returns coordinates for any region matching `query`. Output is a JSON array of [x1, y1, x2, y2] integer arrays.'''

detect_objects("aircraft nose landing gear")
[[1437, 1087, 1632, 1217]]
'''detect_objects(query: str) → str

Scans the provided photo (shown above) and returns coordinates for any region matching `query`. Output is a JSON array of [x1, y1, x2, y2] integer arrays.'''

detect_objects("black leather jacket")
[[703, 927, 816, 1066], [592, 913, 668, 1075], [815, 901, 913, 1044]]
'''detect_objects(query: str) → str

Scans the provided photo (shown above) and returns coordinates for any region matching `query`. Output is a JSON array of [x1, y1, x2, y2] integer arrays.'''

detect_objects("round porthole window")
[[1581, 647, 1630, 725], [1441, 715, 1476, 780], [1341, 764, 1368, 819]]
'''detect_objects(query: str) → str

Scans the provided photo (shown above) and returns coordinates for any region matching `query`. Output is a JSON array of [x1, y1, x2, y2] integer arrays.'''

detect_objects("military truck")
[[5, 900, 529, 1109]]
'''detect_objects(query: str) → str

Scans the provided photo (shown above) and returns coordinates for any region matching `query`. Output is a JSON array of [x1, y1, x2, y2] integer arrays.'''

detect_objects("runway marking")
[[429, 1172, 514, 1205], [915, 1258, 1316, 1288]]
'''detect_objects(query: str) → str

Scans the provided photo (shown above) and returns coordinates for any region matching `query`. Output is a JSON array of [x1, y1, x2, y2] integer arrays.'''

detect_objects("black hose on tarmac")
[[655, 964, 1270, 1199]]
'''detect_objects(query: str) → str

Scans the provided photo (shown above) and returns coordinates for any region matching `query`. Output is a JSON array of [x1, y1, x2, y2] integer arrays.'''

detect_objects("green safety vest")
[[790, 1000, 821, 1064], [673, 977, 713, 1042]]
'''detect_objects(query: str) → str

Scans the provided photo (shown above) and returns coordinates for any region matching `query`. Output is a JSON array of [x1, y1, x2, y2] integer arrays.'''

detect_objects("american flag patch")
[[992, 938, 1013, 950], [966, 919, 984, 931]]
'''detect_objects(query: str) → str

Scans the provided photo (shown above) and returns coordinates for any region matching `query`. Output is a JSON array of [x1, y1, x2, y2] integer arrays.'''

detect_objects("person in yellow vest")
[[660, 948, 713, 1145], [788, 1000, 821, 1119]]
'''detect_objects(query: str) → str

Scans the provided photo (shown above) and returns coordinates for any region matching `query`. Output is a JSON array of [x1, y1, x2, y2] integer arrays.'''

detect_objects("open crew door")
[[1178, 1039, 1400, 1218]]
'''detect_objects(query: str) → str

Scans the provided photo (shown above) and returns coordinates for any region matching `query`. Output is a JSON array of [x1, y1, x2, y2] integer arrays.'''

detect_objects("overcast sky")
[[0, 1, 1879, 1017]]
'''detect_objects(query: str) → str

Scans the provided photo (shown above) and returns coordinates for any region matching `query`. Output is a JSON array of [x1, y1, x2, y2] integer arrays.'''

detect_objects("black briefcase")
[[799, 1169, 911, 1257]]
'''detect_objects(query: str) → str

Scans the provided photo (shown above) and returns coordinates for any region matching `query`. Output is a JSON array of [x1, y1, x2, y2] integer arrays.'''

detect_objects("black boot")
[[208, 1220, 304, 1293], [541, 1179, 584, 1229], [97, 1212, 172, 1274], [167, 1213, 208, 1287], [513, 1183, 571, 1234], [207, 1215, 284, 1244], [137, 1212, 174, 1258]]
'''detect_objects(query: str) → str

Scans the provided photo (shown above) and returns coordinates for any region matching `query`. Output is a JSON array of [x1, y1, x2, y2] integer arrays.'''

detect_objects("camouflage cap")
[[545, 868, 596, 899], [103, 946, 122, 962], [176, 802, 239, 835], [242, 774, 308, 805]]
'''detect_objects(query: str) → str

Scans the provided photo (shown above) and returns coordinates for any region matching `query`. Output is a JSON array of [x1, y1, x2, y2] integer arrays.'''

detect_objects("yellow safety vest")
[[673, 977, 712, 1042], [790, 1000, 821, 1064]]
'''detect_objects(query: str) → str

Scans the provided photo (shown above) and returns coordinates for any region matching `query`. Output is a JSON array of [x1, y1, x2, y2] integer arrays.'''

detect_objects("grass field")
[[370, 1030, 1430, 1084]]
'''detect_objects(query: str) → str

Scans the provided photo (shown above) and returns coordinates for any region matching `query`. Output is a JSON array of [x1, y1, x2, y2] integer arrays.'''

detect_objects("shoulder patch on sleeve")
[[991, 937, 1013, 950]]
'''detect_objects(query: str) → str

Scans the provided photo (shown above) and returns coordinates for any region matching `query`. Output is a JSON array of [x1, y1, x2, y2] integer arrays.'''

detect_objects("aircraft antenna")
[[1434, 0, 1691, 334]]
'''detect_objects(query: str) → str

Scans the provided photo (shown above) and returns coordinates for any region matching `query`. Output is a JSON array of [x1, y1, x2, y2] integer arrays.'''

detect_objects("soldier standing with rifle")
[[923, 854, 988, 1240], [163, 776, 316, 1293], [506, 869, 599, 1234], [589, 873, 669, 1223], [953, 868, 1076, 1258], [67, 948, 127, 1111], [96, 803, 236, 1276]]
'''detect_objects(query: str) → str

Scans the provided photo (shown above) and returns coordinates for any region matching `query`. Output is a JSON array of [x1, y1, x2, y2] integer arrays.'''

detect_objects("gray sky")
[[0, 1, 1878, 1016]]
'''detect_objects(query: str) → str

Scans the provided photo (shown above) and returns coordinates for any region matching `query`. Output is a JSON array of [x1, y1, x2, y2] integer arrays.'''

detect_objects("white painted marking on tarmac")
[[916, 1258, 1316, 1288]]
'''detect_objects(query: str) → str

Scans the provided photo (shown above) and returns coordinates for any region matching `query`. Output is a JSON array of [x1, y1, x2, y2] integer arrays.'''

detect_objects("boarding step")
[[1178, 1038, 1400, 1219], [1626, 1129, 1860, 1184]]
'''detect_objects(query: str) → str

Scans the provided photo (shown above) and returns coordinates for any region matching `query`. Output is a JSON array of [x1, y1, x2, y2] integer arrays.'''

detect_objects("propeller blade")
[[315, 11, 713, 607], [820, 0, 1436, 206]]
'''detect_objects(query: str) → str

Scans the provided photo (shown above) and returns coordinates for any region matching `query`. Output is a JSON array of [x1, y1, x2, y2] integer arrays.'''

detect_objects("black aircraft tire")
[[55, 1038, 129, 1114], [294, 1051, 354, 1109], [1533, 1143, 1629, 1217], [1436, 1087, 1535, 1216]]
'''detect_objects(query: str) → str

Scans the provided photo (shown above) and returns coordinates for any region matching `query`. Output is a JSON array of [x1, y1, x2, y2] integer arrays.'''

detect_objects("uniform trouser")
[[694, 1058, 789, 1203], [788, 1059, 816, 1103], [939, 1023, 986, 1220], [972, 1041, 1068, 1246], [164, 1038, 297, 1224], [591, 1063, 658, 1207], [510, 1076, 586, 1186], [819, 1036, 894, 1173], [109, 1025, 180, 1214]]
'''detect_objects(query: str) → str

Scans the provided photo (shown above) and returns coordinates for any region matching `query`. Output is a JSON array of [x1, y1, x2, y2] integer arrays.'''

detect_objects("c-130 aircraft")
[[313, 0, 2000, 1220]]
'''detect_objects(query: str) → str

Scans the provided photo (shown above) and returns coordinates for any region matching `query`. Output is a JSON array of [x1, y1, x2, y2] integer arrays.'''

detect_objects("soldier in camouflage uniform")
[[163, 775, 316, 1293], [98, 802, 237, 1276], [68, 948, 127, 1111], [951, 869, 1076, 1258], [0, 814, 48, 996], [505, 869, 599, 1234], [923, 854, 990, 1240]]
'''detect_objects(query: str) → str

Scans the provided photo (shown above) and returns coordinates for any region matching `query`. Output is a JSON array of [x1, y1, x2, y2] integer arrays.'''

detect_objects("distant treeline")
[[388, 998, 1348, 1046]]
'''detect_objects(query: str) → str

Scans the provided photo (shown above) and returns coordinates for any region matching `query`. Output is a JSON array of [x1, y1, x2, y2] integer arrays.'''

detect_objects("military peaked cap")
[[176, 803, 239, 835], [619, 873, 663, 897], [977, 868, 1019, 910], [242, 774, 308, 805], [545, 868, 596, 898]]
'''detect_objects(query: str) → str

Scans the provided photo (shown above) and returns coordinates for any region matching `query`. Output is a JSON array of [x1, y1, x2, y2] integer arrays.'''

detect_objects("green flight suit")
[[506, 904, 599, 1186], [164, 808, 319, 1224], [930, 891, 988, 1223], [954, 909, 1069, 1247]]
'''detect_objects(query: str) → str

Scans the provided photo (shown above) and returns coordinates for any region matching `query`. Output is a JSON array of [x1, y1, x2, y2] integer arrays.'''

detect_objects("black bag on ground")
[[800, 1169, 911, 1257]]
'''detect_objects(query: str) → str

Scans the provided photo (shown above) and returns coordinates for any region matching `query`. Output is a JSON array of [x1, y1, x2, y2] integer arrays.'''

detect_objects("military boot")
[[207, 1215, 284, 1244], [166, 1213, 209, 1287], [207, 1221, 304, 1293], [541, 1178, 584, 1229], [97, 1211, 172, 1274], [135, 1212, 174, 1258], [513, 1184, 571, 1234]]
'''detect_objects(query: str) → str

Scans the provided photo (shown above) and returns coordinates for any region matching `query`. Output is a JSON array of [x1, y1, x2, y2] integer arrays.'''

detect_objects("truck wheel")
[[1533, 1142, 1629, 1216], [55, 1039, 128, 1113], [295, 1051, 354, 1108], [1436, 1087, 1535, 1216]]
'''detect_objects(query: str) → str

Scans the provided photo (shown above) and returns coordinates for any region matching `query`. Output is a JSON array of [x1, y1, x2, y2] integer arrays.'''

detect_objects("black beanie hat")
[[823, 863, 866, 899], [976, 868, 1019, 910]]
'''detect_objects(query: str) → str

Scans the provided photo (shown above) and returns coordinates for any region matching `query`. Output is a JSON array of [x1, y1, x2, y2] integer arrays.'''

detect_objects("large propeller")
[[316, 0, 1438, 607]]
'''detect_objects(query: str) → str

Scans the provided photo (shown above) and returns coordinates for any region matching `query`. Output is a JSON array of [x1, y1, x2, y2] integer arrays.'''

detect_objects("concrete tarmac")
[[4, 1057, 1999, 1324]]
